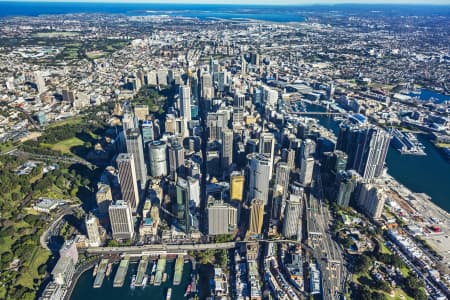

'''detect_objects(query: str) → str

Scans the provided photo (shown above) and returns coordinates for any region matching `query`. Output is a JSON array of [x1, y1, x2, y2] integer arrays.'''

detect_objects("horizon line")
[[4, 0, 450, 6]]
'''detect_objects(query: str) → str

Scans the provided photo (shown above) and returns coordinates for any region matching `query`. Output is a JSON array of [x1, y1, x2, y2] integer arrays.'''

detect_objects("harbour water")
[[304, 103, 450, 213], [71, 260, 193, 300]]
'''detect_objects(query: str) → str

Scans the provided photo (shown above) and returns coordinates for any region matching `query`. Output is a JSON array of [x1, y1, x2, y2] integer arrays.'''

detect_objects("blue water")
[[409, 89, 450, 104], [1, 2, 450, 21], [305, 103, 450, 213]]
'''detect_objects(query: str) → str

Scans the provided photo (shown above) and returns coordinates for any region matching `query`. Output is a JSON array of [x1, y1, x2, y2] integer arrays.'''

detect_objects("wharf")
[[154, 255, 167, 286], [93, 259, 108, 288], [113, 258, 129, 287], [134, 256, 149, 287], [173, 255, 184, 286]]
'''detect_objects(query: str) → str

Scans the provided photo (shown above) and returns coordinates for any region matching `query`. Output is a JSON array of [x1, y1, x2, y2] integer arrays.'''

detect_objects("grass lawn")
[[0, 236, 14, 254], [46, 116, 83, 129], [17, 246, 50, 289], [50, 137, 84, 154]]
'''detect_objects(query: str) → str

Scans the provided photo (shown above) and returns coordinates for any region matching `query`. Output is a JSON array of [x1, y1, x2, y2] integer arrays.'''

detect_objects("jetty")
[[134, 256, 149, 287], [173, 255, 184, 285], [93, 259, 108, 288], [113, 258, 129, 287], [154, 255, 167, 286]]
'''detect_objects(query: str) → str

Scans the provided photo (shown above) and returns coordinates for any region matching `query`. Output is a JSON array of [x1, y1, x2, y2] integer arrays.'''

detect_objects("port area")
[[113, 258, 130, 287], [93, 259, 108, 288], [172, 255, 184, 286], [383, 174, 450, 267], [391, 129, 427, 155], [154, 255, 167, 286], [134, 256, 149, 287]]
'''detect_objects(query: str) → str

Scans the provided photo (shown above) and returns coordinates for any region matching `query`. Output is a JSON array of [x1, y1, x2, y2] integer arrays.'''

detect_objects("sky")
[[10, 0, 450, 5]]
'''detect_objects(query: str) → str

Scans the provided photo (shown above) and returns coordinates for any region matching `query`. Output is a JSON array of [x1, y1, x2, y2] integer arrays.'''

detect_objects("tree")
[[353, 254, 372, 274]]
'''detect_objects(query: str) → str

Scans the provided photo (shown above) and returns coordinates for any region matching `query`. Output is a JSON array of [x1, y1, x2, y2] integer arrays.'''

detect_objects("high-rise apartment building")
[[337, 124, 390, 180]]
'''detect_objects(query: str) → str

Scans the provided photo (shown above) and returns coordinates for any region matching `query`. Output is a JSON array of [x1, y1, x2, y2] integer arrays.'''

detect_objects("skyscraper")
[[230, 172, 245, 202], [299, 156, 314, 186], [335, 170, 359, 207], [259, 132, 275, 175], [358, 183, 385, 219], [221, 129, 233, 172], [249, 199, 264, 236], [275, 162, 290, 201], [168, 142, 185, 178], [207, 202, 237, 235], [175, 178, 191, 233], [116, 153, 140, 213], [109, 200, 134, 240], [148, 140, 167, 177], [179, 85, 192, 136], [248, 153, 271, 205], [301, 138, 316, 158], [141, 120, 154, 144], [96, 183, 112, 215], [337, 124, 390, 180], [125, 128, 147, 188], [85, 213, 101, 247], [282, 194, 302, 239]]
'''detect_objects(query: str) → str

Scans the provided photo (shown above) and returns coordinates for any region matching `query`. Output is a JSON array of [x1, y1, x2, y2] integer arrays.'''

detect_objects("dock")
[[154, 255, 167, 286], [173, 255, 184, 286], [113, 258, 129, 287], [93, 259, 108, 288], [134, 256, 149, 287]]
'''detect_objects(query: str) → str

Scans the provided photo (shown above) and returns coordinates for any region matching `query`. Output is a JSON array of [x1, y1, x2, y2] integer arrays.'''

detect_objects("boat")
[[166, 288, 172, 300], [141, 275, 148, 287], [92, 263, 99, 277], [106, 263, 112, 277], [130, 275, 136, 289], [150, 274, 155, 285], [162, 272, 167, 282], [151, 263, 157, 274], [184, 284, 192, 297]]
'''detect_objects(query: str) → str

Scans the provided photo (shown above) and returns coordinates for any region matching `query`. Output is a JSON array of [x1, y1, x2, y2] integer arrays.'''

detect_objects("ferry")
[[141, 275, 148, 287], [166, 288, 172, 300], [150, 274, 155, 285], [92, 263, 99, 277], [130, 275, 136, 289], [162, 272, 167, 282], [105, 263, 112, 277], [184, 284, 192, 297]]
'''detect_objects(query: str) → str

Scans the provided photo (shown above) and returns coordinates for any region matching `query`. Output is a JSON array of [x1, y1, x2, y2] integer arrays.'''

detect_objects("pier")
[[93, 259, 108, 288], [113, 258, 129, 287], [173, 255, 184, 286], [134, 256, 149, 287], [154, 255, 167, 286]]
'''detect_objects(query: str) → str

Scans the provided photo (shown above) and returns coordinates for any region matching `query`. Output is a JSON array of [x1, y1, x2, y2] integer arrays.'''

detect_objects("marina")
[[172, 255, 184, 285], [113, 258, 129, 288], [154, 255, 167, 286], [391, 129, 426, 155], [71, 260, 194, 300], [93, 259, 109, 288]]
